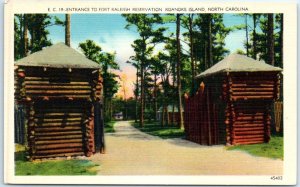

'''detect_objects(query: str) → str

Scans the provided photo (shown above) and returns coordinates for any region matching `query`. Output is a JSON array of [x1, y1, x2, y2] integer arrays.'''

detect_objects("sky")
[[47, 14, 249, 98]]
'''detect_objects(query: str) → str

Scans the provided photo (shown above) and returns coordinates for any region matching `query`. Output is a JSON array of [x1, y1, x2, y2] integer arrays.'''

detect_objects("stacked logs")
[[15, 66, 103, 159], [15, 67, 102, 101], [184, 72, 280, 146], [223, 72, 279, 145]]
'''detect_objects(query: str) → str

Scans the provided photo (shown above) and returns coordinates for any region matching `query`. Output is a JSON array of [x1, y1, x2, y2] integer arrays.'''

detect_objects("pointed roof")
[[15, 43, 101, 69], [196, 53, 282, 78]]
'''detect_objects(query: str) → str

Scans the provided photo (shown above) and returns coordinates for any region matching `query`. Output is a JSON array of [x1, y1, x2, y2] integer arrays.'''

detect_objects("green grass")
[[104, 120, 116, 133], [227, 135, 283, 160], [132, 121, 185, 139], [15, 144, 99, 175]]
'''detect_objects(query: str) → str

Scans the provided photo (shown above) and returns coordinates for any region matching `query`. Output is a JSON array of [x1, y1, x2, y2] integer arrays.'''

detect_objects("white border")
[[4, 0, 297, 185]]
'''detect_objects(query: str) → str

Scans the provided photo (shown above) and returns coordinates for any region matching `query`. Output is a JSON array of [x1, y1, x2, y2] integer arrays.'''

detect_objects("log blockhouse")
[[14, 43, 104, 160], [184, 54, 282, 145]]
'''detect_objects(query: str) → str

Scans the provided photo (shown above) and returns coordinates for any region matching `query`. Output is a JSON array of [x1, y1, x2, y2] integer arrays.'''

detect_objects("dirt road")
[[89, 121, 283, 175]]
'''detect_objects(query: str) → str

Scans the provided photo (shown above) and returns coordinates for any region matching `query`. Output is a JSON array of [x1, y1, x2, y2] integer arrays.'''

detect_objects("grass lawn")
[[104, 121, 116, 133], [15, 144, 99, 175], [132, 121, 185, 139], [227, 135, 283, 160]]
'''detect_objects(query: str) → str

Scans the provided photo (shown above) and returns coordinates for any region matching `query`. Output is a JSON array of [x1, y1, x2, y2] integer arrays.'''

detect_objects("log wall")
[[184, 72, 280, 146], [184, 81, 222, 145], [14, 66, 103, 159]]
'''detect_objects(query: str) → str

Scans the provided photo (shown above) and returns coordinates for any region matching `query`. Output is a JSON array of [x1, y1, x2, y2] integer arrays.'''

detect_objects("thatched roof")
[[15, 43, 101, 69], [196, 53, 282, 78]]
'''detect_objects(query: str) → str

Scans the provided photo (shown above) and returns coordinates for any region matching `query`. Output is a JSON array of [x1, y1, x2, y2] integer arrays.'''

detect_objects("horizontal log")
[[235, 138, 265, 143], [24, 75, 91, 80], [236, 116, 264, 120], [234, 126, 265, 131], [232, 92, 274, 96], [235, 130, 265, 135], [234, 141, 265, 145], [35, 147, 84, 154], [34, 113, 87, 117], [34, 112, 88, 117], [230, 84, 274, 88], [35, 117, 83, 122], [236, 113, 265, 117], [25, 85, 91, 90], [35, 126, 82, 132], [232, 87, 274, 91], [32, 152, 84, 159], [35, 139, 83, 145], [25, 82, 91, 87], [26, 90, 91, 94], [234, 134, 265, 139], [233, 124, 264, 128], [234, 107, 267, 110], [34, 104, 89, 108], [232, 96, 274, 100], [27, 95, 91, 99], [35, 120, 86, 126], [35, 131, 83, 136], [35, 142, 83, 150], [35, 124, 82, 128], [35, 134, 83, 141]]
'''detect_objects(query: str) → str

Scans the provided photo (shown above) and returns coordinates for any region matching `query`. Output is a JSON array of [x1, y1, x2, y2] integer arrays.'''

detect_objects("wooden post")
[[85, 104, 95, 157], [225, 73, 233, 145], [265, 107, 271, 143], [230, 103, 236, 145], [27, 102, 35, 161], [206, 86, 212, 145]]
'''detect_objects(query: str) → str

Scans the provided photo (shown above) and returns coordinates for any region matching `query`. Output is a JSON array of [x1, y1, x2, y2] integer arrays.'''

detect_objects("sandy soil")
[[89, 121, 283, 175]]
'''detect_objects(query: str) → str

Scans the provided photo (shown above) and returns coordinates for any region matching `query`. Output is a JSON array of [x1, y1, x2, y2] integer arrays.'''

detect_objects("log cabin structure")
[[184, 54, 282, 145], [157, 105, 183, 125], [14, 43, 104, 160]]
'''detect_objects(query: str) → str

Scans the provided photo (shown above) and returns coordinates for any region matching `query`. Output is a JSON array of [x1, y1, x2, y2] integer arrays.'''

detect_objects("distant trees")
[[79, 40, 120, 121], [14, 13, 283, 125], [122, 14, 167, 127], [14, 14, 65, 60], [176, 14, 184, 129], [122, 13, 231, 127], [239, 13, 283, 67]]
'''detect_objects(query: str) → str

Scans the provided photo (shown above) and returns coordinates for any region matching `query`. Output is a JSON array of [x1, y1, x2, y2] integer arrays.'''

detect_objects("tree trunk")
[[172, 103, 175, 126], [65, 14, 71, 47], [245, 14, 249, 57], [267, 14, 274, 66], [140, 61, 145, 127], [135, 68, 139, 123], [154, 74, 158, 122], [161, 104, 165, 127], [110, 99, 113, 121], [207, 14, 213, 68], [23, 14, 28, 57], [279, 14, 283, 68], [252, 14, 257, 59], [176, 14, 184, 130], [188, 14, 196, 96]]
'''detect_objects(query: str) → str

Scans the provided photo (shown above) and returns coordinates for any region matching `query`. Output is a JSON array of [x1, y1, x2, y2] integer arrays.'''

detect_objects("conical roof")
[[196, 53, 282, 78], [15, 42, 101, 69]]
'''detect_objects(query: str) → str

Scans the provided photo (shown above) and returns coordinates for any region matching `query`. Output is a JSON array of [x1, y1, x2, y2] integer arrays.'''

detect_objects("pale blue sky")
[[48, 14, 250, 68]]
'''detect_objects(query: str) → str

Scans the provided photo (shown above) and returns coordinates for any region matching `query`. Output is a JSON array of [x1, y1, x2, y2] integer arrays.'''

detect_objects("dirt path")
[[89, 121, 283, 175]]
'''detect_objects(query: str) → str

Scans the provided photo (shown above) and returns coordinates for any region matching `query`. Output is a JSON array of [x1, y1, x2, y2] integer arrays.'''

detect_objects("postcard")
[[4, 0, 297, 185]]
